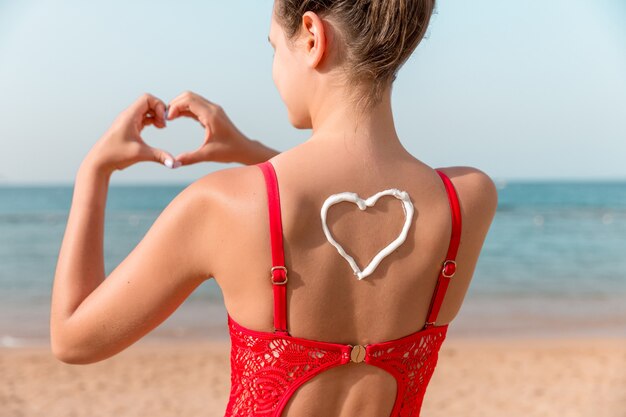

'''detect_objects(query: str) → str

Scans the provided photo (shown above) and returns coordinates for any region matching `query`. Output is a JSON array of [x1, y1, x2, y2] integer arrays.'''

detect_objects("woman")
[[51, 0, 497, 416]]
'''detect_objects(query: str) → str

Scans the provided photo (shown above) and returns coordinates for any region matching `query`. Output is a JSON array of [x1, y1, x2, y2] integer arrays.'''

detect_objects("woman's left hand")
[[83, 93, 180, 175]]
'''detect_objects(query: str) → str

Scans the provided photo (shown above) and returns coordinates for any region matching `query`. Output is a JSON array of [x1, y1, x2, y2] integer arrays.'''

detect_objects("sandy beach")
[[2, 336, 624, 417]]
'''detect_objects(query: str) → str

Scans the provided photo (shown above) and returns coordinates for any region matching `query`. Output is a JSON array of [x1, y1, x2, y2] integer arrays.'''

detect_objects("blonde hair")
[[275, 0, 436, 113]]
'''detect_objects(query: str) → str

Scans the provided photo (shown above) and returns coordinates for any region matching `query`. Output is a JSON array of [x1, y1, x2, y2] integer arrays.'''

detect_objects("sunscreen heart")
[[320, 189, 414, 280]]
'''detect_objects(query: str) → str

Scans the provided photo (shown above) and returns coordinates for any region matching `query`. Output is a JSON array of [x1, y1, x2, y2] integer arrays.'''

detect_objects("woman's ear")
[[301, 11, 327, 69]]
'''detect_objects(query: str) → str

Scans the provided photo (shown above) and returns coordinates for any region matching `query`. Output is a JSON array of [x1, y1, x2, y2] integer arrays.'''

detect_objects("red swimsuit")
[[225, 160, 462, 417]]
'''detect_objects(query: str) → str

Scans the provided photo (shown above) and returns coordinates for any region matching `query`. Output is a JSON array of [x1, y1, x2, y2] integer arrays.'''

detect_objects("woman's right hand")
[[166, 91, 255, 165]]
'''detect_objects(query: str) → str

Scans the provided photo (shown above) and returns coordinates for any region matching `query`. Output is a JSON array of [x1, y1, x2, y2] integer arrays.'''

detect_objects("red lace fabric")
[[226, 314, 448, 416], [226, 314, 351, 416], [365, 324, 448, 415], [224, 161, 461, 417]]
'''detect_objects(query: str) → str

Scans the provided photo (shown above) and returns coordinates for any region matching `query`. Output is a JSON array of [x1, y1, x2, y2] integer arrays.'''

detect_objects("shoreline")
[[2, 293, 625, 349], [3, 333, 625, 350], [2, 330, 626, 350]]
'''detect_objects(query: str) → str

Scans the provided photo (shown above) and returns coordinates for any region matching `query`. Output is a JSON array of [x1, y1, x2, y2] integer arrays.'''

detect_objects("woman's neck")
[[307, 85, 408, 158]]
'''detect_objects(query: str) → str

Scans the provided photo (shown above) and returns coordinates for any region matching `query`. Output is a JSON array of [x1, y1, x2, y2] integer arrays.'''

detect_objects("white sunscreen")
[[320, 189, 414, 280]]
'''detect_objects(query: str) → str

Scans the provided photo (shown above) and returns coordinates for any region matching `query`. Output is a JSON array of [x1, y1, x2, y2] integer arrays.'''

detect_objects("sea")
[[1, 181, 625, 347]]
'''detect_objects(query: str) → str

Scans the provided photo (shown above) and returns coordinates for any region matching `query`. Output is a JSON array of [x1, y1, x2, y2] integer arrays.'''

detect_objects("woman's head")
[[269, 0, 436, 128]]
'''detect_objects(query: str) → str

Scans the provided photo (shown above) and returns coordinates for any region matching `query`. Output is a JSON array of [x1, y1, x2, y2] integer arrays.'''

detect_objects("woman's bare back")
[[198, 140, 498, 416]]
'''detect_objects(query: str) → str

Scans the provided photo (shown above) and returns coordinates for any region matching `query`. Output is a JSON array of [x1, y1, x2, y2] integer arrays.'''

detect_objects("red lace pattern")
[[225, 313, 448, 417], [225, 315, 351, 417], [366, 324, 448, 416]]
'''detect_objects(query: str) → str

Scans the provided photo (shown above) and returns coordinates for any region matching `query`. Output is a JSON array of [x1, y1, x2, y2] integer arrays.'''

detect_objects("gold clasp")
[[349, 344, 366, 363]]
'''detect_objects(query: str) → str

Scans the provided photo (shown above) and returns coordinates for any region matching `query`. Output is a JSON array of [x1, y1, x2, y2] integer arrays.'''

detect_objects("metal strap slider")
[[441, 260, 457, 278], [270, 266, 288, 285]]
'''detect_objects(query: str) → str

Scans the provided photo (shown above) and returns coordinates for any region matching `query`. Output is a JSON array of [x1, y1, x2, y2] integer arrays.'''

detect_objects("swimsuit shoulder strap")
[[256, 160, 289, 335], [424, 170, 462, 328]]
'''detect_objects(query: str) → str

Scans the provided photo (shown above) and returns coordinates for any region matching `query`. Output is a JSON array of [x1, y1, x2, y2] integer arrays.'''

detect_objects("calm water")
[[1, 180, 625, 344]]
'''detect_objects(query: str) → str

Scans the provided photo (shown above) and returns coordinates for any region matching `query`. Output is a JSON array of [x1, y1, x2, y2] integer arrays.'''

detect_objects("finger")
[[131, 92, 162, 114], [132, 93, 167, 128], [167, 92, 215, 122], [170, 103, 213, 132], [167, 99, 194, 121], [143, 112, 157, 126], [166, 92, 196, 120], [173, 147, 209, 167], [172, 109, 201, 123], [169, 90, 212, 108], [142, 112, 165, 129], [145, 101, 166, 128], [155, 101, 166, 128], [142, 144, 182, 169]]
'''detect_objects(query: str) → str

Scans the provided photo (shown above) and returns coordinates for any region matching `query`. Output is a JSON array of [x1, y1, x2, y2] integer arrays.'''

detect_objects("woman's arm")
[[239, 138, 281, 165], [50, 93, 215, 364], [50, 159, 111, 334]]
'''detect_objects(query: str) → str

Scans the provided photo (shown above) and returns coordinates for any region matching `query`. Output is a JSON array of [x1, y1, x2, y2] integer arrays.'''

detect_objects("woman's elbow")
[[50, 326, 97, 365], [50, 336, 88, 364]]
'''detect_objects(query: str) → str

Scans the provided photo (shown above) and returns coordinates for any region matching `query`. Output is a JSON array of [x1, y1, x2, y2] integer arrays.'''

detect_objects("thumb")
[[147, 146, 182, 169], [174, 148, 209, 166]]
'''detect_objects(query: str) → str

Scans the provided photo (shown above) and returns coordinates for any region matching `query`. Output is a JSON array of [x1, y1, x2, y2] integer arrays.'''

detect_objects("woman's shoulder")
[[156, 165, 266, 241], [435, 166, 499, 225], [185, 164, 266, 200]]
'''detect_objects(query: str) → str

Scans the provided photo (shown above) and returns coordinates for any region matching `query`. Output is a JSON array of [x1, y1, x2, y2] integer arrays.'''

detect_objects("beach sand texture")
[[1, 338, 624, 417]]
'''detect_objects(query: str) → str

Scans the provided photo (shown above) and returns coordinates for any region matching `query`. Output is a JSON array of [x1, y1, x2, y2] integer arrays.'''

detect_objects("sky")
[[0, 0, 625, 184]]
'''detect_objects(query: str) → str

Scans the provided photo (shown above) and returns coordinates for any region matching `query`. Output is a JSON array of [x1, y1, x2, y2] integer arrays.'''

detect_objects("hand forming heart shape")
[[85, 91, 252, 175], [163, 91, 252, 167], [320, 189, 414, 280]]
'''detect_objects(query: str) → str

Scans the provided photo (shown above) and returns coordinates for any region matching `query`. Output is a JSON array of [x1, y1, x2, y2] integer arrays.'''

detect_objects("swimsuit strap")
[[424, 170, 462, 328], [257, 160, 290, 335]]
